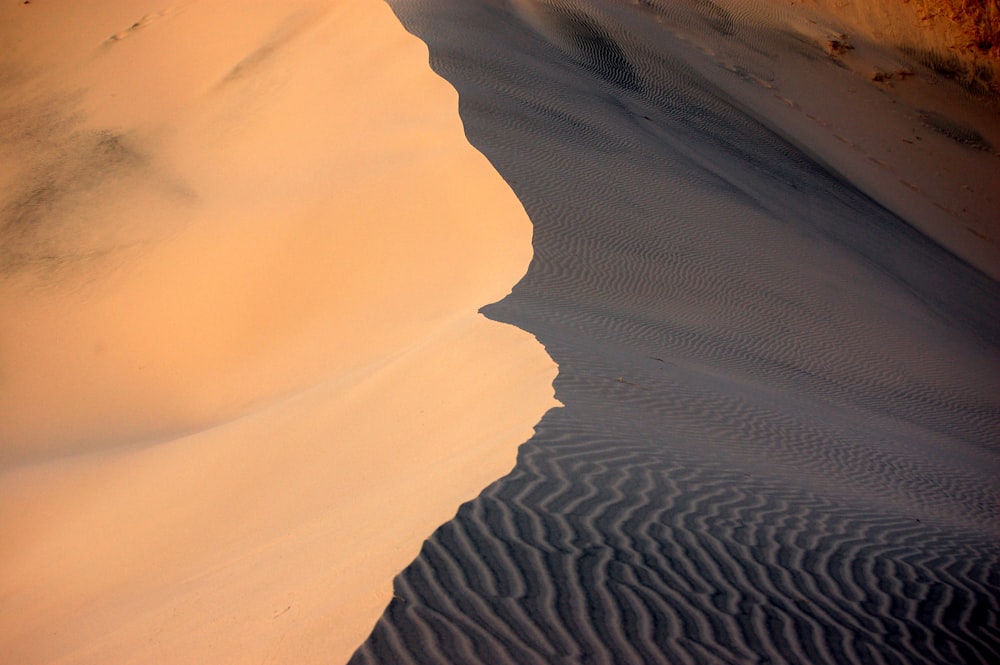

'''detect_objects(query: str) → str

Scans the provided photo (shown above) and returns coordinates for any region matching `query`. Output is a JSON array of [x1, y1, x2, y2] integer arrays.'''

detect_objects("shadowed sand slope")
[[352, 1, 1000, 664], [0, 1, 556, 663]]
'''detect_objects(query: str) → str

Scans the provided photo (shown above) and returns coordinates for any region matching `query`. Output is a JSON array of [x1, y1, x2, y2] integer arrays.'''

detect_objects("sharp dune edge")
[[0, 1, 557, 663], [1, 2, 998, 665], [352, 1, 999, 664]]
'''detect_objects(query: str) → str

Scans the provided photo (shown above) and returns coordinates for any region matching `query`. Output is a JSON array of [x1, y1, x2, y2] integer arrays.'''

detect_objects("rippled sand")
[[2, 0, 998, 663], [352, 1, 999, 663]]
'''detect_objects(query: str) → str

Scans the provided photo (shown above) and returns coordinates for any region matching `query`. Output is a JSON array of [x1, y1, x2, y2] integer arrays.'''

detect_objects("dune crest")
[[0, 1, 556, 662], [351, 2, 1000, 663]]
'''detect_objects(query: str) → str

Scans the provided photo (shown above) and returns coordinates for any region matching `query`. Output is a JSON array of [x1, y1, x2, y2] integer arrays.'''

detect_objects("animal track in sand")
[[774, 94, 798, 109], [804, 113, 829, 127], [106, 10, 168, 43], [871, 67, 914, 84], [965, 227, 1000, 247]]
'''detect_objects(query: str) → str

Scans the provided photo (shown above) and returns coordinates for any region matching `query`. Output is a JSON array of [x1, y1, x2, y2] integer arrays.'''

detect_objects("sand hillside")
[[806, 0, 1000, 97], [351, 1, 1000, 663], [2, 0, 999, 663], [0, 1, 556, 663]]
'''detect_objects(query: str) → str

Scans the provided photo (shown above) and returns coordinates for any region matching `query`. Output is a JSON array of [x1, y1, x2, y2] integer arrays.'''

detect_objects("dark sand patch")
[[352, 2, 1000, 663]]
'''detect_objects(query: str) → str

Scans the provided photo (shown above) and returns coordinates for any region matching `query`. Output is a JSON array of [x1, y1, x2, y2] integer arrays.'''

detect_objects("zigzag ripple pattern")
[[352, 1, 1000, 663]]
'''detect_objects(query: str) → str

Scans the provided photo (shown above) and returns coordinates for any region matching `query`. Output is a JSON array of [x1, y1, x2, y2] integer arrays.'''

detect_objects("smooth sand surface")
[[0, 1, 556, 663], [351, 1, 1000, 664]]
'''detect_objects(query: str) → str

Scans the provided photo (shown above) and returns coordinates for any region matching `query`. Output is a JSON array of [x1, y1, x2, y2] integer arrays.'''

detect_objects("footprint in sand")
[[107, 10, 167, 43], [774, 94, 798, 109], [805, 113, 829, 127]]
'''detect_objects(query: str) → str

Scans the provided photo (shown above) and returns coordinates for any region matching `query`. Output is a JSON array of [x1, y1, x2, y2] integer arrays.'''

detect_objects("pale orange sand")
[[0, 1, 556, 663]]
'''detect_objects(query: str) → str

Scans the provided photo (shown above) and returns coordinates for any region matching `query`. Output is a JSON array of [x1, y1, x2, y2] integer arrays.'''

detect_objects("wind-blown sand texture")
[[0, 1, 556, 663], [2, 0, 999, 663], [350, 1, 1000, 664], [807, 0, 1000, 97]]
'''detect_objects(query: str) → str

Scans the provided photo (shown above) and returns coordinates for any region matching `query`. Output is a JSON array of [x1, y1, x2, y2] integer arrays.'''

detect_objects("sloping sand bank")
[[352, 1, 1000, 664], [0, 1, 555, 663]]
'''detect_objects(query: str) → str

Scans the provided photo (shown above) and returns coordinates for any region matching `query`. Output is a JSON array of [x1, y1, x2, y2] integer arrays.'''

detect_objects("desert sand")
[[0, 1, 556, 663], [352, 1, 999, 664], [3, 0, 1000, 664]]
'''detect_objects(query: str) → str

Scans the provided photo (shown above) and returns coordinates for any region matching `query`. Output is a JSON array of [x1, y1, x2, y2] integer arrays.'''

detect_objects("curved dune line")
[[352, 1, 1000, 664], [0, 1, 556, 663]]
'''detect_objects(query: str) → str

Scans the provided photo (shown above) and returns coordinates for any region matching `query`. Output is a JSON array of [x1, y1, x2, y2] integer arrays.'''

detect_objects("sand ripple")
[[353, 1, 1000, 663]]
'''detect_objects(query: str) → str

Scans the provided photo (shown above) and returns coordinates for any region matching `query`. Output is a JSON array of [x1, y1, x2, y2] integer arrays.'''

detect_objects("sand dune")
[[0, 1, 555, 663], [3, 0, 998, 663], [352, 1, 1000, 663]]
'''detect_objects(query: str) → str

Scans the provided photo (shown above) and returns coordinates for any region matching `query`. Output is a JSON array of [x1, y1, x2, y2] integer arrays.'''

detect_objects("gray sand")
[[352, 2, 1000, 663]]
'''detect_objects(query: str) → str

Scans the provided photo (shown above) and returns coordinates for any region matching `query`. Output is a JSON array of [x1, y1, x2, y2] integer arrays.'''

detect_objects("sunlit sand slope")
[[0, 1, 556, 663]]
